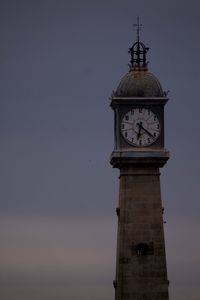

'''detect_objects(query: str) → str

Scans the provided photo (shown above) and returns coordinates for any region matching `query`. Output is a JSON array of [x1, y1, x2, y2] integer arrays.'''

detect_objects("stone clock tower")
[[110, 23, 170, 300]]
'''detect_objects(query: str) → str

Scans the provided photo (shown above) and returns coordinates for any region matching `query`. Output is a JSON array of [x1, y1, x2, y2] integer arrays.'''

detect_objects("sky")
[[0, 0, 200, 299]]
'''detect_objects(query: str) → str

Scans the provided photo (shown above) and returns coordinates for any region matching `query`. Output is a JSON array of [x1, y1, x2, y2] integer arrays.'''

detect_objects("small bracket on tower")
[[116, 207, 120, 216], [113, 280, 118, 288]]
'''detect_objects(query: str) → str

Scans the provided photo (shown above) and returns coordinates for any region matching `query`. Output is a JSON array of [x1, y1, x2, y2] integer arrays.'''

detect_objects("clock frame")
[[111, 99, 167, 150], [121, 108, 161, 147]]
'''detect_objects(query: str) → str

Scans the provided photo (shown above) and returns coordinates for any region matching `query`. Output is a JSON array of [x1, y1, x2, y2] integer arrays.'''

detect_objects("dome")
[[115, 69, 164, 97]]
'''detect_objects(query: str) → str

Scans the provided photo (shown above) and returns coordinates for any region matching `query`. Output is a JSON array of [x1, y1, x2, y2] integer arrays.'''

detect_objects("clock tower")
[[110, 22, 170, 300]]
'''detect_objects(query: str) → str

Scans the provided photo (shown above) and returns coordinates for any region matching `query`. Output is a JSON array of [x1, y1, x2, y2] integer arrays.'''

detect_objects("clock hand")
[[137, 122, 142, 140], [140, 124, 154, 138]]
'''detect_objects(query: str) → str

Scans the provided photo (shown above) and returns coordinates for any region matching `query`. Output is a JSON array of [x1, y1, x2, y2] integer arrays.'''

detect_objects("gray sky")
[[0, 0, 200, 299]]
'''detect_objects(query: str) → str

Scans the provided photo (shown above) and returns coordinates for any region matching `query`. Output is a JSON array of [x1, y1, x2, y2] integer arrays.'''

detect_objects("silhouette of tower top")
[[129, 17, 149, 70]]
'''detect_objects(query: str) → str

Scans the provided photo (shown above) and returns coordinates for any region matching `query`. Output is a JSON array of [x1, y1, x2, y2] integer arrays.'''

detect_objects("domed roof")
[[115, 69, 164, 97]]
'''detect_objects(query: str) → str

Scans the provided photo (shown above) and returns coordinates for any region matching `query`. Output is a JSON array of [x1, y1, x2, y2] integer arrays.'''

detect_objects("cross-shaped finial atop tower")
[[133, 16, 142, 42], [129, 17, 148, 69]]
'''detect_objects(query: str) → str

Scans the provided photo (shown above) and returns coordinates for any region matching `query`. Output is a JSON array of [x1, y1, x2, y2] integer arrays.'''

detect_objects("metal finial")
[[133, 16, 142, 43], [129, 17, 149, 70]]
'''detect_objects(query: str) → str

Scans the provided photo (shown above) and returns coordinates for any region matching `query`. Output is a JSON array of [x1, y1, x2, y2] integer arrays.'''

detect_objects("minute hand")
[[140, 124, 154, 138]]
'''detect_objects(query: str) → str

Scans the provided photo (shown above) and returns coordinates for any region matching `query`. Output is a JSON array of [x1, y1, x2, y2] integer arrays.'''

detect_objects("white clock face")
[[121, 108, 161, 147]]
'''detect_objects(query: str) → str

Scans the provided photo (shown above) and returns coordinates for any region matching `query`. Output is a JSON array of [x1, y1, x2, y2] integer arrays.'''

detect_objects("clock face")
[[121, 108, 161, 147]]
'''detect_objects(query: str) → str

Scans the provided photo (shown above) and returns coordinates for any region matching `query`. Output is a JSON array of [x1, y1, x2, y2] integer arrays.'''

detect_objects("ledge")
[[110, 149, 169, 169]]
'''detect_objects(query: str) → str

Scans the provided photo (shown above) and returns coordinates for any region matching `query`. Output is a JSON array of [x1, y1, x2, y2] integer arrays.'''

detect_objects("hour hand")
[[137, 122, 142, 140]]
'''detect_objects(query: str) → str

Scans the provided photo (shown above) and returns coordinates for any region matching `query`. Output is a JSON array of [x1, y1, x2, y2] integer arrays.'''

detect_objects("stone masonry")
[[114, 165, 169, 300]]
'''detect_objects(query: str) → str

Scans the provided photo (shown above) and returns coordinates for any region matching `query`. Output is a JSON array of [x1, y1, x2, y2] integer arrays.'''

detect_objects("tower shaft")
[[115, 165, 169, 300]]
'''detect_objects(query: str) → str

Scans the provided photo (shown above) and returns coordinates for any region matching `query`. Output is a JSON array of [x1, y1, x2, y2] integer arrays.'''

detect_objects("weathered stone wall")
[[115, 166, 169, 300]]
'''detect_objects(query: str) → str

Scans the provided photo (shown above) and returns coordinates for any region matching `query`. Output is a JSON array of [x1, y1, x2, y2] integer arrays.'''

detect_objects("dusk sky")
[[0, 0, 200, 299]]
